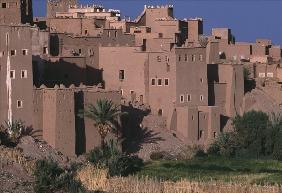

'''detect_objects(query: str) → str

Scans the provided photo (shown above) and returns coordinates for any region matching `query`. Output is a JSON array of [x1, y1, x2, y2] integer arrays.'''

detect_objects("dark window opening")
[[22, 49, 28, 55], [158, 109, 163, 116], [43, 47, 48, 54], [151, 79, 156, 86], [85, 30, 88, 35], [119, 70, 124, 80], [158, 79, 162, 86], [199, 130, 203, 139], [2, 3, 7, 8], [10, 50, 16, 56], [115, 31, 117, 37], [165, 78, 169, 86], [158, 33, 163, 38]]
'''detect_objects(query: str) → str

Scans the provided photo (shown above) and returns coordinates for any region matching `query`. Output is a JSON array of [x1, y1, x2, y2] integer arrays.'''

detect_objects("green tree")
[[232, 111, 270, 158], [81, 99, 122, 148], [0, 120, 24, 145]]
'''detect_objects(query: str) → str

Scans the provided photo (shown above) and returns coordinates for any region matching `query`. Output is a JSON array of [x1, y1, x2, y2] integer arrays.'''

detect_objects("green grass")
[[137, 157, 282, 185]]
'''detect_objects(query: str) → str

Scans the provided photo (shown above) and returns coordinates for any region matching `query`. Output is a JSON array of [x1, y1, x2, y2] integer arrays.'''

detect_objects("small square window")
[[187, 94, 191, 102], [180, 95, 185, 103], [200, 95, 204, 101], [2, 3, 7, 8], [199, 54, 203, 61], [151, 78, 156, 86], [17, 100, 23, 108], [157, 79, 162, 86], [10, 70, 15, 79], [119, 70, 124, 80], [22, 49, 28, 56], [21, 70, 27, 78], [164, 78, 169, 86], [10, 50, 16, 56], [157, 56, 161, 62]]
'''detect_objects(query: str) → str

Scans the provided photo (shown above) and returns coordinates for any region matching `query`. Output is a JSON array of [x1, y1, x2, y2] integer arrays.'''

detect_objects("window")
[[164, 78, 169, 86], [199, 130, 203, 139], [214, 132, 217, 138], [158, 33, 163, 38], [17, 100, 23, 108], [267, 73, 274, 78], [192, 115, 194, 120], [180, 95, 185, 103], [158, 109, 163, 116], [165, 56, 169, 62], [43, 47, 48, 54], [2, 3, 7, 8], [258, 73, 265, 78], [10, 70, 15, 79], [192, 54, 196, 62], [78, 49, 82, 54], [157, 56, 161, 62], [0, 51, 4, 58], [10, 50, 16, 56], [22, 49, 28, 56], [107, 31, 110, 37], [157, 79, 162, 86], [120, 89, 124, 96], [151, 78, 156, 86], [187, 94, 191, 102], [184, 54, 188, 61], [178, 55, 181, 61], [119, 70, 124, 80], [84, 30, 88, 35], [200, 78, 204, 83], [21, 70, 27, 78], [199, 54, 203, 61], [115, 31, 117, 37], [200, 95, 204, 101]]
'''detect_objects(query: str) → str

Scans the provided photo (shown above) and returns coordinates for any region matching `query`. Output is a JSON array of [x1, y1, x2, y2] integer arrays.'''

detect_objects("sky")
[[33, 0, 282, 45]]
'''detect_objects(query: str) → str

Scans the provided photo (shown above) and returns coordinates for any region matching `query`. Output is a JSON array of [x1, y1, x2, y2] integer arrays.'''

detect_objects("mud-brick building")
[[0, 0, 33, 25], [0, 25, 34, 126], [33, 86, 121, 156]]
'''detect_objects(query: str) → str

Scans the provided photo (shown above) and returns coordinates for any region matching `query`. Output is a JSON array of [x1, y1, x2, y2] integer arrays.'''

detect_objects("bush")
[[34, 159, 88, 193], [88, 140, 144, 177], [194, 149, 207, 158], [176, 145, 205, 160], [108, 155, 144, 177], [87, 139, 122, 167], [150, 151, 166, 160], [0, 120, 25, 147]]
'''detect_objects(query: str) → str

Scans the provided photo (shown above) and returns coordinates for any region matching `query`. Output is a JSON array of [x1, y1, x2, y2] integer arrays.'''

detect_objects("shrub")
[[194, 149, 207, 158], [176, 145, 205, 160], [87, 139, 122, 167], [0, 120, 25, 147], [150, 151, 166, 160], [34, 159, 88, 193], [108, 155, 144, 177]]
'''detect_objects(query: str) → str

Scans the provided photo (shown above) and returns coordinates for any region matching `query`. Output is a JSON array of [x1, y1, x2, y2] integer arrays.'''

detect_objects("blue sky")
[[33, 0, 282, 45]]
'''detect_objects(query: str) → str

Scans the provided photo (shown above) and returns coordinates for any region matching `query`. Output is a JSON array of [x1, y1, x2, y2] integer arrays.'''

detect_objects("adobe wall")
[[0, 0, 32, 25], [99, 46, 148, 104], [175, 47, 208, 107], [83, 90, 121, 152], [187, 19, 203, 42], [49, 18, 103, 36], [148, 51, 176, 128], [0, 25, 34, 127]]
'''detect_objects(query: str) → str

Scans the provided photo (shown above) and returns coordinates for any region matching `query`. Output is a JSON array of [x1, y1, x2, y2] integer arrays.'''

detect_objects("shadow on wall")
[[121, 105, 164, 154], [75, 91, 86, 155], [33, 58, 103, 87]]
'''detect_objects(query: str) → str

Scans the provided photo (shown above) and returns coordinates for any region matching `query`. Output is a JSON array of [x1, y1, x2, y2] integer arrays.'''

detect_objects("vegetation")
[[208, 111, 282, 160], [33, 159, 90, 193], [80, 99, 122, 148], [138, 157, 282, 184], [77, 164, 282, 193], [0, 120, 25, 147], [87, 140, 144, 177]]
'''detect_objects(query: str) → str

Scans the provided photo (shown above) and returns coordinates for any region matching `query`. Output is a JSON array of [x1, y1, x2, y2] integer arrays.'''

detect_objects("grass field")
[[137, 157, 282, 185]]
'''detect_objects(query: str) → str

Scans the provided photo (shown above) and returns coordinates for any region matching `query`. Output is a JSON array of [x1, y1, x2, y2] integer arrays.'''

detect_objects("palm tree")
[[81, 99, 122, 148]]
